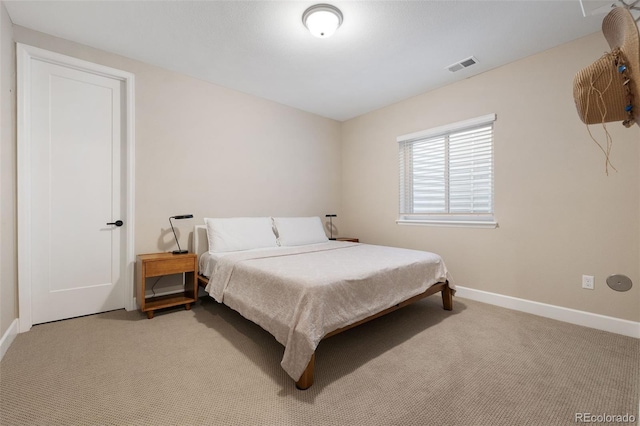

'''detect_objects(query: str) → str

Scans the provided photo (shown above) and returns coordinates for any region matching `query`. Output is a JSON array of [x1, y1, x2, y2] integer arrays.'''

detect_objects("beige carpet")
[[1, 295, 638, 426]]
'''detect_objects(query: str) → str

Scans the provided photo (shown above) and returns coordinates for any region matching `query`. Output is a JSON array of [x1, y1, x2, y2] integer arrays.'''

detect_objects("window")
[[397, 114, 497, 228]]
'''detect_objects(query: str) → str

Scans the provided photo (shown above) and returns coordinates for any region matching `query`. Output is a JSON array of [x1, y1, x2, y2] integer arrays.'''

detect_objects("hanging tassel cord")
[[583, 51, 619, 175]]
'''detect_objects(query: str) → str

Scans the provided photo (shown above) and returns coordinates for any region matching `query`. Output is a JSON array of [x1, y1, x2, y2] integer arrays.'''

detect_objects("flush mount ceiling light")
[[302, 4, 343, 38]]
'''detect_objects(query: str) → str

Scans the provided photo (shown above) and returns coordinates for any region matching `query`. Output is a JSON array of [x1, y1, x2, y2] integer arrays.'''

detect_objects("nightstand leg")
[[185, 303, 191, 311], [146, 311, 154, 319]]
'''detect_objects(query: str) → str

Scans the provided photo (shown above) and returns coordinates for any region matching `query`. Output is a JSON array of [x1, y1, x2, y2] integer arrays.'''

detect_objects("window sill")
[[396, 219, 498, 229]]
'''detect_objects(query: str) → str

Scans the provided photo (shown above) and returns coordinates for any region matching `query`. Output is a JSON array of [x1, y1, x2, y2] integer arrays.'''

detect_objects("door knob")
[[106, 220, 124, 227]]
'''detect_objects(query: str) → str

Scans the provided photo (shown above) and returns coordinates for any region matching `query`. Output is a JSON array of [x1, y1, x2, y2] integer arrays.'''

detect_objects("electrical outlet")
[[582, 275, 595, 290]]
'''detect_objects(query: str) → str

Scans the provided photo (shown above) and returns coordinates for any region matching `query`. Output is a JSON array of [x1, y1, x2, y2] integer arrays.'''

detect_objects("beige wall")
[[0, 1, 16, 338], [9, 26, 342, 301], [341, 32, 640, 322]]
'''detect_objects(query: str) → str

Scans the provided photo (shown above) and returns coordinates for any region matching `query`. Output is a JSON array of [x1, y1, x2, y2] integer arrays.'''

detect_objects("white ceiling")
[[5, 1, 611, 121]]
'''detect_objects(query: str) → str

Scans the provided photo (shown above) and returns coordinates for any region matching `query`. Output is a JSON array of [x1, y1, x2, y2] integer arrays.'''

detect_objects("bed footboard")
[[295, 281, 453, 390]]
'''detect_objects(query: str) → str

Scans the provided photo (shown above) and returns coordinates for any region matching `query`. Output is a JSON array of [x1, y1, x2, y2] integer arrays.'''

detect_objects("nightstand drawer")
[[145, 257, 195, 277]]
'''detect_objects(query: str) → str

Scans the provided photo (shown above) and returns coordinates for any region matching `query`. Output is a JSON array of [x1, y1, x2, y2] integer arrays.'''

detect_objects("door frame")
[[17, 43, 136, 333]]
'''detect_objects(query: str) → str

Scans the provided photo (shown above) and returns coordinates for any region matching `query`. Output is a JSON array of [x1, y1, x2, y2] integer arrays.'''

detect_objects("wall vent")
[[446, 56, 478, 72]]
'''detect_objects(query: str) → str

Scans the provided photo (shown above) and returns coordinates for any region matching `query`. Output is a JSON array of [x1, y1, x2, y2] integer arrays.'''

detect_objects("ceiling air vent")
[[446, 56, 478, 73]]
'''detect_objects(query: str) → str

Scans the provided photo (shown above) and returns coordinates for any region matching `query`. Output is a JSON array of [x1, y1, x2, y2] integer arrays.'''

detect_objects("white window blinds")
[[398, 114, 497, 227]]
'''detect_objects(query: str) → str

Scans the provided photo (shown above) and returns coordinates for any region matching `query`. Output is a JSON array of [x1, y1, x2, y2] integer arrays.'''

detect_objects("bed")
[[194, 217, 454, 389]]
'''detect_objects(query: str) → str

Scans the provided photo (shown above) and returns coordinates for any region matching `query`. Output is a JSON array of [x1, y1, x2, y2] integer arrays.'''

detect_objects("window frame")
[[397, 113, 497, 228]]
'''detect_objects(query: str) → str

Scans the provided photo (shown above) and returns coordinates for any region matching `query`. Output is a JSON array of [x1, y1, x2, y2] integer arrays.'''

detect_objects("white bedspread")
[[203, 241, 451, 381]]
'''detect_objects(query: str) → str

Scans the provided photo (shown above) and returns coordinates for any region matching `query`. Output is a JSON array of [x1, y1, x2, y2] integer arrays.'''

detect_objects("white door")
[[27, 56, 126, 324]]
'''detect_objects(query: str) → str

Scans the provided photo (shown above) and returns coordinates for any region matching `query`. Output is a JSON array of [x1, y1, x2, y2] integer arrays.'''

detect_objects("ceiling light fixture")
[[302, 4, 343, 38]]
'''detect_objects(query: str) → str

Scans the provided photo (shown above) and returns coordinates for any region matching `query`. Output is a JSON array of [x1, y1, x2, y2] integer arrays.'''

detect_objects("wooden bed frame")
[[194, 240, 453, 390], [193, 225, 453, 389]]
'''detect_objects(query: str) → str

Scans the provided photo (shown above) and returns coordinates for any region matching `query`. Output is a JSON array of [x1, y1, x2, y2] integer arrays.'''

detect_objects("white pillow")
[[205, 217, 278, 253], [273, 216, 329, 246]]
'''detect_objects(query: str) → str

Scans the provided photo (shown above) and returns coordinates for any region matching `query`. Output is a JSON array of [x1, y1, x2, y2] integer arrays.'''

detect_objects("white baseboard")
[[455, 286, 640, 339], [129, 285, 198, 312], [146, 285, 187, 299], [0, 319, 19, 361]]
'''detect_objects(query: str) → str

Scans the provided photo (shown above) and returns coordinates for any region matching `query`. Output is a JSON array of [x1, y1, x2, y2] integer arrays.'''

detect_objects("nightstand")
[[336, 237, 359, 243], [136, 252, 198, 319]]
